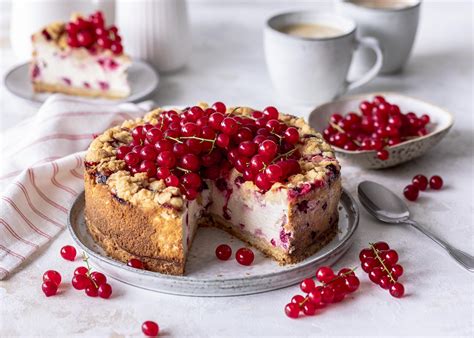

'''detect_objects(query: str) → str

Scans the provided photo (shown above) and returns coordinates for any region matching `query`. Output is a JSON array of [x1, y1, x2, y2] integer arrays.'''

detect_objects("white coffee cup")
[[337, 0, 421, 74], [264, 12, 383, 106]]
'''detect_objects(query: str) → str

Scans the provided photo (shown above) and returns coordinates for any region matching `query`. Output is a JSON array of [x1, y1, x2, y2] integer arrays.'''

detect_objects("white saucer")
[[3, 60, 159, 104], [68, 189, 359, 297]]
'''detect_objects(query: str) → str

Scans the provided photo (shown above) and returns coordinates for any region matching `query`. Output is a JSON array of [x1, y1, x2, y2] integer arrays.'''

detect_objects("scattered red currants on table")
[[284, 266, 360, 318], [142, 320, 160, 337], [60, 245, 77, 261], [359, 242, 405, 298], [42, 246, 113, 299], [322, 95, 431, 161], [114, 102, 304, 199], [404, 174, 444, 201]]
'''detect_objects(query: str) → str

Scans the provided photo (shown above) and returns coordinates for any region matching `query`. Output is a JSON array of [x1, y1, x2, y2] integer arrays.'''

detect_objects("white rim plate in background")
[[68, 189, 359, 297], [3, 59, 159, 104]]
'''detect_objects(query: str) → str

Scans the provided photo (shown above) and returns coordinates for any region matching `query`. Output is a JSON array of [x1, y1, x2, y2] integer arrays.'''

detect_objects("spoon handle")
[[405, 219, 474, 272]]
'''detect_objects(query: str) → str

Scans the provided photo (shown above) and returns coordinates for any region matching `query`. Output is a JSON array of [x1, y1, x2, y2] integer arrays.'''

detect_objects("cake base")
[[85, 212, 338, 274], [32, 81, 128, 100]]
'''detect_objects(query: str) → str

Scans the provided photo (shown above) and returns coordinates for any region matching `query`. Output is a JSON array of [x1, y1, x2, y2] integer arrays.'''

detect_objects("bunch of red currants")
[[117, 102, 303, 199], [323, 95, 431, 161]]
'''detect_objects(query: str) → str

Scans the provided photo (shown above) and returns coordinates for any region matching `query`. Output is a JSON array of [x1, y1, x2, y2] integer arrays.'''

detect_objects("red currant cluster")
[[142, 320, 160, 337], [65, 11, 123, 54], [404, 174, 444, 201], [323, 95, 431, 161], [215, 244, 255, 266], [359, 242, 405, 298], [117, 102, 302, 199], [284, 266, 360, 318], [42, 245, 112, 299]]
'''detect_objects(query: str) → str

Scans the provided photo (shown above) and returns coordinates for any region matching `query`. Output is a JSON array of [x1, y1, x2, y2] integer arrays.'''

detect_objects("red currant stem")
[[165, 136, 183, 144], [369, 243, 396, 283], [322, 266, 358, 287], [299, 296, 310, 307], [82, 252, 98, 288], [230, 107, 241, 115], [271, 148, 296, 163], [175, 166, 191, 174], [330, 122, 346, 134], [180, 136, 215, 144]]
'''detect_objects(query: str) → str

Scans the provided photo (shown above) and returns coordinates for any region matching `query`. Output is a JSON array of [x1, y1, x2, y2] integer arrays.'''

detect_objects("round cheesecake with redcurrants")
[[84, 102, 342, 275], [30, 11, 131, 99]]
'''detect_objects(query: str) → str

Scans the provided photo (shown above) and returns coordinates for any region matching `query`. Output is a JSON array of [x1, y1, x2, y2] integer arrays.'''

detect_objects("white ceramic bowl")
[[308, 92, 454, 169]]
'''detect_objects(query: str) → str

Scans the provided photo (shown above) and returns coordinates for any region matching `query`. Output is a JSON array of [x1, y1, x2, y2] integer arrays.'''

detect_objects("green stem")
[[369, 243, 396, 283]]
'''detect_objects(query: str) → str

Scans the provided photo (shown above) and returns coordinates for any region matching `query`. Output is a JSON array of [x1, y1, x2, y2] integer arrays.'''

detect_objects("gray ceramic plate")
[[3, 60, 159, 104], [68, 189, 359, 297]]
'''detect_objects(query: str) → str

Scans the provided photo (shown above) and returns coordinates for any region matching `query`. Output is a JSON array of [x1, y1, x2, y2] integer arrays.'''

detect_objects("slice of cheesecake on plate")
[[30, 11, 131, 99]]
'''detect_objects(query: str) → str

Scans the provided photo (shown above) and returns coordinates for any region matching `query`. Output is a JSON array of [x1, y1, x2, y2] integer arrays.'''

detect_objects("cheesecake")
[[31, 11, 131, 99], [84, 102, 342, 275]]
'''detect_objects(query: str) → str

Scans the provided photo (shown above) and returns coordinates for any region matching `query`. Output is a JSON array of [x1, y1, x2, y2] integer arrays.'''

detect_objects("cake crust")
[[32, 82, 129, 100]]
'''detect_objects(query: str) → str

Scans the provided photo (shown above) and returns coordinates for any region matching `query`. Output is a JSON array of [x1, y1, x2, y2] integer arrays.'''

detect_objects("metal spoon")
[[358, 180, 473, 272]]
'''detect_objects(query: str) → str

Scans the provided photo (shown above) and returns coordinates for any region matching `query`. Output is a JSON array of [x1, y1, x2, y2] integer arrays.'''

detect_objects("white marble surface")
[[1, 0, 473, 336]]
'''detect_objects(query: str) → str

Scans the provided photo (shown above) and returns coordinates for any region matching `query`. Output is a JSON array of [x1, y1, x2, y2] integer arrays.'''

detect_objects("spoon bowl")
[[358, 181, 410, 223]]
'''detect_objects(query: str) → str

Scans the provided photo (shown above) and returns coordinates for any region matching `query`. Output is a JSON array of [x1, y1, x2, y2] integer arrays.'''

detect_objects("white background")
[[0, 0, 473, 336]]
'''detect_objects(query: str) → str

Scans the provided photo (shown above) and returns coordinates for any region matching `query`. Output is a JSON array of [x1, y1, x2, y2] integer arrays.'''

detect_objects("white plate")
[[309, 92, 454, 169], [68, 190, 359, 297], [3, 60, 159, 104]]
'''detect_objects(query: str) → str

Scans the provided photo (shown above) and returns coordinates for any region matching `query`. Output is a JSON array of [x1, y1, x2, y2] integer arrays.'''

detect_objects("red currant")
[[98, 283, 112, 299], [85, 285, 98, 297], [308, 288, 322, 304], [429, 175, 443, 189], [90, 271, 107, 286], [142, 320, 160, 336], [403, 184, 419, 201], [299, 278, 315, 293], [302, 302, 316, 316], [235, 248, 254, 266], [377, 149, 389, 161], [383, 250, 399, 265], [373, 241, 390, 251], [43, 270, 61, 286], [320, 287, 335, 304], [291, 294, 305, 305], [284, 303, 300, 318], [344, 276, 360, 292], [412, 174, 428, 191], [391, 264, 404, 278], [389, 282, 405, 298], [42, 281, 58, 297], [127, 258, 144, 269], [72, 274, 92, 290], [315, 266, 334, 283], [60, 245, 76, 261], [215, 244, 232, 261]]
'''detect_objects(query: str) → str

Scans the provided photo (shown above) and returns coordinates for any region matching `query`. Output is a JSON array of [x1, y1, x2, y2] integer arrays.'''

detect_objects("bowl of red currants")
[[309, 92, 454, 169]]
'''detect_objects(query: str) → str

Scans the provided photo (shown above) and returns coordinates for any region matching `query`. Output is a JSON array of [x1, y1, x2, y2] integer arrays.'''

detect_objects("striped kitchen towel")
[[0, 94, 153, 279]]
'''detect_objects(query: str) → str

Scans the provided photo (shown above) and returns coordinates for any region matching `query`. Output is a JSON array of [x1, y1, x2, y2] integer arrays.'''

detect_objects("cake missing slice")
[[31, 11, 131, 99], [84, 103, 342, 275]]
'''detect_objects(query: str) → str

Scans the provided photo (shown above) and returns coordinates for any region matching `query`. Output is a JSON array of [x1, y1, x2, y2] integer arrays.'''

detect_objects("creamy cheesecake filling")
[[32, 37, 131, 96], [206, 178, 292, 251]]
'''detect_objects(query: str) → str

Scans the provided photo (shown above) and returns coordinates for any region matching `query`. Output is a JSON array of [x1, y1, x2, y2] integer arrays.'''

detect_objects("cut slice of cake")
[[84, 103, 342, 275], [31, 11, 131, 99]]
